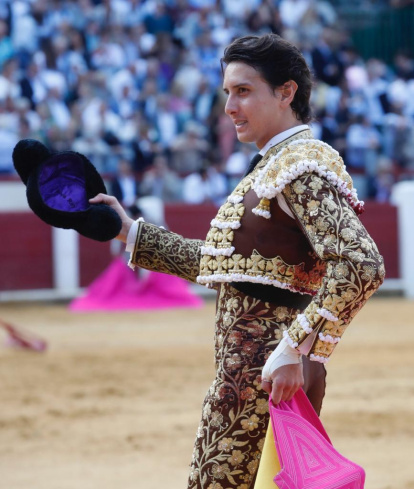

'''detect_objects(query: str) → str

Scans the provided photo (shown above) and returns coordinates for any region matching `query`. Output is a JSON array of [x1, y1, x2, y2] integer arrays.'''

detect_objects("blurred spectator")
[[11, 2, 39, 63], [195, 30, 221, 87], [45, 86, 71, 131], [394, 49, 414, 80], [110, 156, 139, 208], [182, 166, 227, 206], [382, 103, 414, 169], [90, 27, 127, 73], [346, 116, 381, 170], [0, 128, 17, 174], [72, 130, 111, 174], [108, 60, 142, 116], [19, 60, 48, 109], [140, 152, 182, 202], [154, 93, 179, 148], [221, 0, 259, 21], [169, 81, 192, 129], [13, 96, 42, 135], [0, 98, 18, 174], [375, 156, 395, 203], [388, 50, 414, 118], [170, 120, 209, 174], [279, 0, 311, 29], [143, 3, 174, 35], [225, 143, 255, 190], [130, 121, 160, 173], [346, 115, 381, 198], [362, 59, 390, 127], [193, 79, 216, 123], [0, 58, 20, 102], [0, 18, 13, 68], [172, 52, 203, 102], [246, 1, 283, 35], [207, 160, 229, 205], [311, 28, 345, 86]]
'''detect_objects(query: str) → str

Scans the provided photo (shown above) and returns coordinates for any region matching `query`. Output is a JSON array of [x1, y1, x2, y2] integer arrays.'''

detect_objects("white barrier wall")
[[391, 181, 414, 299], [52, 228, 80, 293], [0, 181, 28, 211]]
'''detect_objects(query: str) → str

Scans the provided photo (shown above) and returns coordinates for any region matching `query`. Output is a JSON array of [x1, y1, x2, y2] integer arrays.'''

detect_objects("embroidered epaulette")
[[252, 139, 364, 218]]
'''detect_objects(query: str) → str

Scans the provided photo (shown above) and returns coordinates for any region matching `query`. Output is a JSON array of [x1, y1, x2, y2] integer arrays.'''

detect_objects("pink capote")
[[270, 388, 365, 489], [69, 257, 204, 312]]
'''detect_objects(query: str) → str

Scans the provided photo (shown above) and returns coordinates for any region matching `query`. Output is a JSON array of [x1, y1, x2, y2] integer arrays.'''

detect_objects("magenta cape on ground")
[[69, 257, 204, 312]]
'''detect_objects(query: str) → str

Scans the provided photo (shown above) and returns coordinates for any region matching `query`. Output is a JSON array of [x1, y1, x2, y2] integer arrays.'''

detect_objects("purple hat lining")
[[38, 154, 89, 212]]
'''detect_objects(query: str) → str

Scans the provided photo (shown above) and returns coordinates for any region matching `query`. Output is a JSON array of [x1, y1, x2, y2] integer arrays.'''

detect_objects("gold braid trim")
[[130, 222, 204, 283]]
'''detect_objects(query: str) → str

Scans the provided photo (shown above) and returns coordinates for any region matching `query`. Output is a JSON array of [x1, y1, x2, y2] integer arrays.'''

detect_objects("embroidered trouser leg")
[[187, 284, 326, 489]]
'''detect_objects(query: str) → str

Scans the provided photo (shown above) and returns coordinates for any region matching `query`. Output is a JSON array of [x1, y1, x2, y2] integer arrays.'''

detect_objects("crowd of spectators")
[[0, 0, 413, 206]]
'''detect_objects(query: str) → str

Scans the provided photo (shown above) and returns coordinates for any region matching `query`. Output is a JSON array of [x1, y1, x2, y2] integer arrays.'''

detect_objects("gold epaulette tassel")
[[252, 197, 271, 219]]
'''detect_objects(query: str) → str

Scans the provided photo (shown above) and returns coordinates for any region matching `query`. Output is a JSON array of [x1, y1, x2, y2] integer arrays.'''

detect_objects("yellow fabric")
[[254, 421, 281, 489]]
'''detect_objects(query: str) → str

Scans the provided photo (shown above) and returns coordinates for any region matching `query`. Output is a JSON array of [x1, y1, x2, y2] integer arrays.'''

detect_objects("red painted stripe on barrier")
[[0, 202, 399, 292], [0, 213, 53, 290]]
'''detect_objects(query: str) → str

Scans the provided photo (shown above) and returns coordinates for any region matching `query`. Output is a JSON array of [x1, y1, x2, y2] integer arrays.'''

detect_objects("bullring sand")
[[0, 296, 413, 489]]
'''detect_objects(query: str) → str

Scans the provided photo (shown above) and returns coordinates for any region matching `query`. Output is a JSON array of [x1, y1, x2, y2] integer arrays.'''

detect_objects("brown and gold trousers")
[[187, 283, 326, 489]]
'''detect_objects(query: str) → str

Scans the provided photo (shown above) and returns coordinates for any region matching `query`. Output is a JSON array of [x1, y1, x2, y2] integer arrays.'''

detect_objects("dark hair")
[[221, 34, 313, 123]]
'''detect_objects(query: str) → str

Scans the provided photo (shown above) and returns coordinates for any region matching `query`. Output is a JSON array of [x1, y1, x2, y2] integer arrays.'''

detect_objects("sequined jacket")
[[129, 131, 385, 363]]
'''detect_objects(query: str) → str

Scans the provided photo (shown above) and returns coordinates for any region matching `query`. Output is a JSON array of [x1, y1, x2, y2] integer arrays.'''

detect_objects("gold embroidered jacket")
[[130, 131, 385, 363]]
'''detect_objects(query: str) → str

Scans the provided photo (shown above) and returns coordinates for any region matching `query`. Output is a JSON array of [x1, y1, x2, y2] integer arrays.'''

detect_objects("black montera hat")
[[12, 139, 122, 242]]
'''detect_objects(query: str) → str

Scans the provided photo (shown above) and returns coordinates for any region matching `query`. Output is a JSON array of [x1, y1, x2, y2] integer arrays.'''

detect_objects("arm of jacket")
[[281, 173, 385, 363], [129, 220, 204, 284]]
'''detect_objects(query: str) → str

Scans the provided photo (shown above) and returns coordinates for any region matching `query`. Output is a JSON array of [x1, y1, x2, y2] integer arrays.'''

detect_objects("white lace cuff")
[[126, 218, 145, 252]]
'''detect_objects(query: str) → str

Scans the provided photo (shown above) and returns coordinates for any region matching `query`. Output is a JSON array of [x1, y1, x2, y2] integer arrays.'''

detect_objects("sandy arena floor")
[[0, 296, 413, 489]]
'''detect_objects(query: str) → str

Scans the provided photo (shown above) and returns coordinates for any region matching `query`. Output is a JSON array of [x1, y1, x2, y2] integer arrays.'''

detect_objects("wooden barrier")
[[0, 202, 399, 293]]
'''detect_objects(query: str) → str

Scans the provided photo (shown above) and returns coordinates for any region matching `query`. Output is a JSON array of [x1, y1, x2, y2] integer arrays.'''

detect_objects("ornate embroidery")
[[205, 225, 237, 252], [130, 222, 203, 283], [198, 251, 325, 295], [282, 174, 385, 362], [253, 139, 364, 216], [207, 202, 246, 233], [188, 284, 300, 489]]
